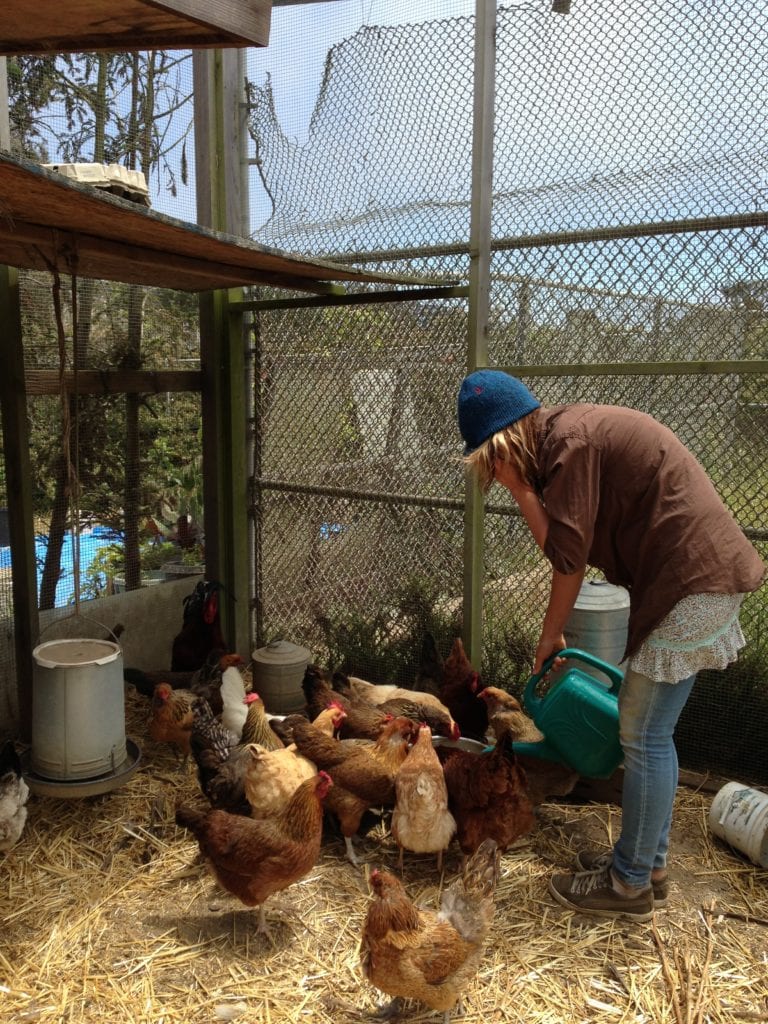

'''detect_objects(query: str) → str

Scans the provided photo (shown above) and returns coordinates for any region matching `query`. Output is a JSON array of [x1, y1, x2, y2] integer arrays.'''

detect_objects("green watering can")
[[512, 647, 624, 779]]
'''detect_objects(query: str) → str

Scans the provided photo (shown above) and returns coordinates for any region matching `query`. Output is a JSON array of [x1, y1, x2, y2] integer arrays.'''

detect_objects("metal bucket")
[[31, 638, 127, 780], [251, 640, 311, 714], [561, 579, 630, 685]]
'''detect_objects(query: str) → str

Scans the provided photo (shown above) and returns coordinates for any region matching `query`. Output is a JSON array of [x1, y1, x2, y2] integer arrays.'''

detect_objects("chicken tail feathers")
[[175, 804, 208, 834], [439, 837, 499, 944]]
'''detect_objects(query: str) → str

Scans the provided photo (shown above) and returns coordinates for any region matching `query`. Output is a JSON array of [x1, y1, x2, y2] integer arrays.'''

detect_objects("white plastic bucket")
[[31, 638, 128, 780], [708, 781, 768, 868]]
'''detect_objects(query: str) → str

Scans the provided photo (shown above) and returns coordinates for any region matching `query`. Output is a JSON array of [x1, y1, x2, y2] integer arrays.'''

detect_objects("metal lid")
[[251, 640, 311, 667], [574, 579, 630, 612], [33, 638, 122, 668]]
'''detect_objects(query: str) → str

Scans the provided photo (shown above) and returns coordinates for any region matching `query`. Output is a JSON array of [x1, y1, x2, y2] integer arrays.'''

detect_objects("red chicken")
[[439, 638, 489, 742], [360, 838, 500, 1021], [148, 683, 196, 763], [292, 713, 418, 865], [441, 730, 535, 856], [175, 771, 333, 934]]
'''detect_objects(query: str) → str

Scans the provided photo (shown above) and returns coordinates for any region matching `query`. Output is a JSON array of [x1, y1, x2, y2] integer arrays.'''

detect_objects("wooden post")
[[0, 264, 39, 739], [193, 48, 251, 660], [463, 0, 496, 666]]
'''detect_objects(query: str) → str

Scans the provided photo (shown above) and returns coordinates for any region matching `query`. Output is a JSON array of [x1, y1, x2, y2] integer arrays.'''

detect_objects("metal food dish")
[[432, 735, 489, 754], [22, 738, 142, 798]]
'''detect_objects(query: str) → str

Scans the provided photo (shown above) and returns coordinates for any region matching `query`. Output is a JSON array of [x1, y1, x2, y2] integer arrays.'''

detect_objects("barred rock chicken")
[[360, 838, 500, 1022], [302, 664, 391, 740], [0, 741, 29, 853], [171, 579, 226, 672], [391, 724, 456, 871], [148, 683, 196, 762], [175, 771, 333, 935], [439, 638, 488, 742], [441, 730, 535, 856]]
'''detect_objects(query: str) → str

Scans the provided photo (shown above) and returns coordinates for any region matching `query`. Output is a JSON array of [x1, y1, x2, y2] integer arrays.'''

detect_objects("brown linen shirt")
[[534, 404, 766, 659]]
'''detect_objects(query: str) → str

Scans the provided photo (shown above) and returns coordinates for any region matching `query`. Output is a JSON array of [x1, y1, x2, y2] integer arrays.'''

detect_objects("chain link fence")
[[247, 0, 768, 783]]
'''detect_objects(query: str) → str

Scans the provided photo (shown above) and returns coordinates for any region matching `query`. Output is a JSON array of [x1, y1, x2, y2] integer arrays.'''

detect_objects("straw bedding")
[[1, 686, 766, 1024]]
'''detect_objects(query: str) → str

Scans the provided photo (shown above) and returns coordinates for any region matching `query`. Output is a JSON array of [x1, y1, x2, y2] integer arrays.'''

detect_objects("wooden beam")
[[24, 370, 203, 396], [0, 265, 39, 741], [0, 0, 272, 54], [232, 284, 469, 312]]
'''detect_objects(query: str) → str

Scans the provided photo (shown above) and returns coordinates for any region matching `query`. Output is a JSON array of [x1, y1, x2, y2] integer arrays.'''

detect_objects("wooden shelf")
[[0, 0, 272, 55], [0, 153, 427, 294]]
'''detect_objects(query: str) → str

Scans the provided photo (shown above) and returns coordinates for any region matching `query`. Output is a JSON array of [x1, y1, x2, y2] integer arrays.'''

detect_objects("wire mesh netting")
[[0, 0, 766, 782], [246, 0, 768, 783]]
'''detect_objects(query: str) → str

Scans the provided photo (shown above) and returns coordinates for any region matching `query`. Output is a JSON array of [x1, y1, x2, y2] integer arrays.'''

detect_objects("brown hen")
[[175, 771, 333, 934], [360, 838, 500, 1022], [441, 730, 535, 856]]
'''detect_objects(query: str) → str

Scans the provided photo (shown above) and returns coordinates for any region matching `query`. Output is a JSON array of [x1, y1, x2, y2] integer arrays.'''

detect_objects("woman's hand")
[[533, 632, 568, 675]]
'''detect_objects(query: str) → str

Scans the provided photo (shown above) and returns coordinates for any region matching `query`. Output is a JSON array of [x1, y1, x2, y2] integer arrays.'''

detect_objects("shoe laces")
[[569, 867, 612, 895]]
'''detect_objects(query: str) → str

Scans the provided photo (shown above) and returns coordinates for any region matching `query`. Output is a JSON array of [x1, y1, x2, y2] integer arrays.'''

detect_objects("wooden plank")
[[0, 154, 431, 293], [24, 369, 202, 395], [0, 0, 271, 54]]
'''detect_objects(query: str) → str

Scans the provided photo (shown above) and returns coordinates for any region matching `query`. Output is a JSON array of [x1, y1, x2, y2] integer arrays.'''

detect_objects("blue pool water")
[[0, 526, 123, 607]]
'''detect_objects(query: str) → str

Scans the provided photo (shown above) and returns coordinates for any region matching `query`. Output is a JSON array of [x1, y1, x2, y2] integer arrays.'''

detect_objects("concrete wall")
[[0, 575, 203, 736]]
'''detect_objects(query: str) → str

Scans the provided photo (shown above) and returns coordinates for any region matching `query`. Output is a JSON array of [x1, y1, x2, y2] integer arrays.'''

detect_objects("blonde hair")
[[462, 410, 540, 494]]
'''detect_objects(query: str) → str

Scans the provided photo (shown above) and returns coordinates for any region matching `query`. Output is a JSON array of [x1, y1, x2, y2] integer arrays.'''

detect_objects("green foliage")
[[313, 575, 461, 684]]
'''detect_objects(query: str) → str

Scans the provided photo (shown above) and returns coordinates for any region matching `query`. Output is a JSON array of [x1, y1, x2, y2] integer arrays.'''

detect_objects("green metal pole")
[[463, 0, 496, 667]]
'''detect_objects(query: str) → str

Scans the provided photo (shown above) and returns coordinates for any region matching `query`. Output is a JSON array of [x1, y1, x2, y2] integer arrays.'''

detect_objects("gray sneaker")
[[549, 866, 655, 921], [575, 850, 669, 907]]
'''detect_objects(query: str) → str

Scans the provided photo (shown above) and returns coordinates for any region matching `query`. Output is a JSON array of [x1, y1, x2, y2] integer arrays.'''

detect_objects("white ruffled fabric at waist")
[[627, 593, 746, 684]]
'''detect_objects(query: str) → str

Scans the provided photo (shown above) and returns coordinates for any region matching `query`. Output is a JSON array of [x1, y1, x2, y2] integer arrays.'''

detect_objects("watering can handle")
[[523, 646, 623, 713]]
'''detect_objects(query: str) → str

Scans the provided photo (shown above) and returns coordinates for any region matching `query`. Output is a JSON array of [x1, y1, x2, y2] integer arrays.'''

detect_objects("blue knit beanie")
[[457, 369, 541, 455]]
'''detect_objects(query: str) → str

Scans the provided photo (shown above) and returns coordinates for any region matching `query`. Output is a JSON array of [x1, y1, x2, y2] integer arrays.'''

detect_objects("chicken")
[[123, 667, 196, 698], [290, 715, 418, 808], [292, 714, 417, 865], [360, 837, 500, 1022], [439, 638, 488, 742], [175, 771, 333, 935], [148, 683, 196, 762], [441, 730, 535, 856], [240, 691, 285, 750], [124, 649, 244, 711], [241, 705, 341, 819], [477, 686, 544, 744], [171, 579, 227, 672], [219, 664, 250, 739], [0, 741, 29, 852], [476, 688, 579, 804], [201, 743, 255, 815], [391, 724, 456, 871], [187, 650, 243, 711], [335, 672, 460, 741], [302, 664, 391, 740], [243, 744, 318, 819]]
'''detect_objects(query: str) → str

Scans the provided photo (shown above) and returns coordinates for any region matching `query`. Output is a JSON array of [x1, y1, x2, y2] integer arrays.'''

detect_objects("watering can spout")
[[519, 647, 624, 779]]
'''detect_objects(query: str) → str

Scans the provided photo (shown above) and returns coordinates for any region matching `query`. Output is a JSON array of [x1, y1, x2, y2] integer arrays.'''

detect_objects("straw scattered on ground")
[[2, 686, 767, 1024]]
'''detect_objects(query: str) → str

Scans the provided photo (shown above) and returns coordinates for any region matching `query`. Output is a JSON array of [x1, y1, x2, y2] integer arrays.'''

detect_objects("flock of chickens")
[[137, 629, 581, 1022]]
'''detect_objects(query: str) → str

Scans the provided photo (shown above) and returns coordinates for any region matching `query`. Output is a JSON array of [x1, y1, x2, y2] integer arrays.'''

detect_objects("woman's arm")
[[493, 459, 586, 672], [533, 566, 586, 673]]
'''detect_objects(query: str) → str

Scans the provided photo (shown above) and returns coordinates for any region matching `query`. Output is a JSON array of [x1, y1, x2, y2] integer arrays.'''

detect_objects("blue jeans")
[[612, 668, 696, 890]]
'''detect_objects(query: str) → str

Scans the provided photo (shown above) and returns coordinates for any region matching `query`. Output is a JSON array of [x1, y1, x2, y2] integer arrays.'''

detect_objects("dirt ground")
[[2, 686, 767, 1024]]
